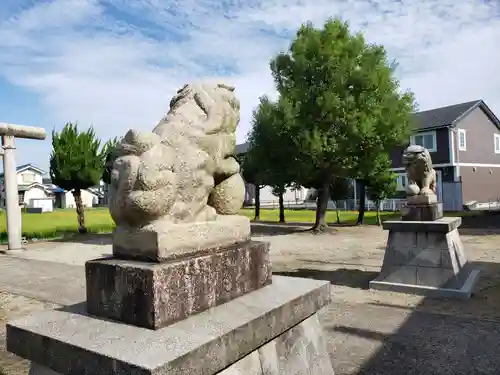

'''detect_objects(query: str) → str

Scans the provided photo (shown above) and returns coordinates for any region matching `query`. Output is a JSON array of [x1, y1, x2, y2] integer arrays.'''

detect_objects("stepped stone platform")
[[7, 275, 333, 375], [370, 217, 480, 299]]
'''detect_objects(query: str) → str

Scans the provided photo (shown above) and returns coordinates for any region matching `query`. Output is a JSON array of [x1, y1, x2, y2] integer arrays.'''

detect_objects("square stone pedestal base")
[[86, 240, 272, 330], [7, 276, 334, 375], [401, 202, 443, 221], [370, 217, 480, 299]]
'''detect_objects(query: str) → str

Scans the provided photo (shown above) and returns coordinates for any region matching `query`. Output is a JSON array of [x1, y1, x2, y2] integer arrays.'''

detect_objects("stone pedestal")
[[86, 241, 272, 329], [7, 276, 334, 375], [7, 240, 334, 375], [370, 217, 480, 299], [401, 202, 443, 221], [112, 215, 251, 262]]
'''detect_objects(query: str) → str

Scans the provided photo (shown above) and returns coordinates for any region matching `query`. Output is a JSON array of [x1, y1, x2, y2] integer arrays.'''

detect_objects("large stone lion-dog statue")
[[401, 144, 436, 197], [108, 82, 246, 231]]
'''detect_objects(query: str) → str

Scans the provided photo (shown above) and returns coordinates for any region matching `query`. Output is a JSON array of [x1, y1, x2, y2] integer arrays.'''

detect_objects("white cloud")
[[0, 0, 499, 169]]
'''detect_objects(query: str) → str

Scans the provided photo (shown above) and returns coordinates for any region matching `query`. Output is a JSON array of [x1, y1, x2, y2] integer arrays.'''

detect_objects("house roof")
[[17, 182, 50, 192], [235, 99, 500, 153], [414, 100, 482, 130], [0, 163, 46, 178]]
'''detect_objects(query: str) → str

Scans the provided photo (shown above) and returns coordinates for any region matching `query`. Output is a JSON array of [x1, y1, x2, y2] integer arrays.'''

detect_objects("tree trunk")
[[376, 201, 381, 226], [312, 177, 331, 232], [356, 181, 366, 225], [254, 185, 261, 221], [278, 190, 285, 223], [72, 189, 87, 234], [335, 200, 340, 224]]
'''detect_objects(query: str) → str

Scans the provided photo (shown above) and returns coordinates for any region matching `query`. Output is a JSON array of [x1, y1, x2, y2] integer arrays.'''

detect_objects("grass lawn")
[[0, 207, 477, 242], [238, 208, 400, 225], [0, 208, 114, 243]]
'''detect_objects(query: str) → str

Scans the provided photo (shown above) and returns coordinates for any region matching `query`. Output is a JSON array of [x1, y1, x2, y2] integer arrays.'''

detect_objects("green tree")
[[272, 185, 286, 223], [50, 123, 106, 233], [366, 156, 397, 226], [329, 177, 351, 224], [270, 18, 416, 231], [245, 96, 298, 223], [241, 152, 264, 221], [101, 137, 120, 185]]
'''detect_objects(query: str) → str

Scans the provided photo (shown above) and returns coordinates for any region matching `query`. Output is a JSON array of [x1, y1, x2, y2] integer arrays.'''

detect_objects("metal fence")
[[255, 198, 406, 212]]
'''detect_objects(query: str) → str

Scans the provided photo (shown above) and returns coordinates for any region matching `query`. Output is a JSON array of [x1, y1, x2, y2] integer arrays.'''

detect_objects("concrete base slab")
[[27, 312, 334, 375], [7, 276, 333, 375], [370, 268, 481, 300]]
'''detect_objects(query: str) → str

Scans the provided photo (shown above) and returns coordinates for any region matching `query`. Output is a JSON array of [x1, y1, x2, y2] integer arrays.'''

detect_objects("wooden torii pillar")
[[0, 123, 46, 250]]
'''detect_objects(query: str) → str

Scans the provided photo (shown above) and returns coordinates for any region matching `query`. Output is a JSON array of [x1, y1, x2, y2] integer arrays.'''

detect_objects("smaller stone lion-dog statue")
[[107, 82, 250, 260], [401, 144, 436, 198]]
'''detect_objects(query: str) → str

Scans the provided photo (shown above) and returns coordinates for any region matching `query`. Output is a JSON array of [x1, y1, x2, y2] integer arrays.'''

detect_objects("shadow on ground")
[[250, 223, 312, 236], [311, 260, 500, 374], [328, 303, 500, 375], [33, 232, 113, 246], [274, 268, 378, 289], [458, 227, 500, 236]]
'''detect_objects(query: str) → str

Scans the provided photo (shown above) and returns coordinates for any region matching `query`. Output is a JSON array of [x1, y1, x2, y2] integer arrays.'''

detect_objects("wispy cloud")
[[0, 0, 499, 168]]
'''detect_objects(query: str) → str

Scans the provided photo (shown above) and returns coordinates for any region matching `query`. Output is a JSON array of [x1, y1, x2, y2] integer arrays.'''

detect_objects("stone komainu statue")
[[401, 144, 436, 197], [108, 83, 246, 231]]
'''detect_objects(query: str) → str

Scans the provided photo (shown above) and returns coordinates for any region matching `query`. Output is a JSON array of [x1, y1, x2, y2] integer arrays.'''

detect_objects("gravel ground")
[[0, 293, 58, 375], [2, 223, 500, 374]]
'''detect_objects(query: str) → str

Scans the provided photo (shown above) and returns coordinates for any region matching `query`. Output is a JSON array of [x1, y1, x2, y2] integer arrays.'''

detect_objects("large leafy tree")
[[270, 18, 416, 231], [245, 96, 297, 223], [50, 123, 106, 233]]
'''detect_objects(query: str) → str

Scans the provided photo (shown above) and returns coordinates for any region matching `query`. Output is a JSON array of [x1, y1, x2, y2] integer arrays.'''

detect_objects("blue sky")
[[1, 0, 499, 172]]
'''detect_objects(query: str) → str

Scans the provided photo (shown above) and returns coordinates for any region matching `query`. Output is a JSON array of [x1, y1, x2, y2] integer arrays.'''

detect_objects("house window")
[[495, 134, 500, 154], [396, 174, 407, 191], [410, 131, 437, 152], [22, 172, 35, 184], [458, 129, 466, 151]]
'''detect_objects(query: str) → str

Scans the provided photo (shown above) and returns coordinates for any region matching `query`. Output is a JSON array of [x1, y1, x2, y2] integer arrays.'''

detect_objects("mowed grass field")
[[0, 207, 402, 242], [0, 207, 475, 242]]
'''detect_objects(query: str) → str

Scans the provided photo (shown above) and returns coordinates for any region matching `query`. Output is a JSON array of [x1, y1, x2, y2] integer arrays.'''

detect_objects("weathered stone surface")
[[27, 313, 334, 375], [7, 276, 331, 375], [383, 217, 461, 233], [402, 145, 437, 199], [113, 214, 251, 262], [0, 122, 47, 140], [371, 217, 480, 299], [87, 240, 271, 330], [221, 313, 334, 375], [405, 194, 438, 205], [107, 83, 248, 258], [401, 202, 443, 221], [208, 173, 246, 215]]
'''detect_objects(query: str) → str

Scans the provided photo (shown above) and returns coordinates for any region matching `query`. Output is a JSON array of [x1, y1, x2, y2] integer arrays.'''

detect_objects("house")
[[235, 143, 313, 206], [387, 99, 500, 210], [42, 178, 99, 209], [0, 164, 54, 209], [0, 164, 98, 209], [237, 99, 500, 211]]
